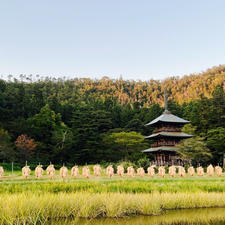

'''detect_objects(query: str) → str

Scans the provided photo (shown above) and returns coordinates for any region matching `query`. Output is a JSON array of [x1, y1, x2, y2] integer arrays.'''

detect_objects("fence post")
[[12, 162, 14, 176], [223, 153, 225, 168]]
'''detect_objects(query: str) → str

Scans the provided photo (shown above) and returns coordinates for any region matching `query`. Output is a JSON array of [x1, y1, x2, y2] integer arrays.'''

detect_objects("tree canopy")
[[177, 137, 212, 166], [0, 65, 224, 164]]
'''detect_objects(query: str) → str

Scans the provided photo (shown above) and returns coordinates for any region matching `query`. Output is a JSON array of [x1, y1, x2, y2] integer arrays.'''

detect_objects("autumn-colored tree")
[[15, 134, 36, 161]]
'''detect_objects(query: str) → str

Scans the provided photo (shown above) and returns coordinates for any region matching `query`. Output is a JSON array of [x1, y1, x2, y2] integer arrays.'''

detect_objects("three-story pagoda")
[[142, 91, 193, 165]]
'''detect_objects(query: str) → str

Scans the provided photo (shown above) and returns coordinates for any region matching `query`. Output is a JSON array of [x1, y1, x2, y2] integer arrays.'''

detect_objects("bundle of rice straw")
[[215, 166, 222, 177], [197, 166, 204, 176], [22, 165, 31, 179], [71, 165, 79, 178], [137, 167, 145, 177], [178, 166, 186, 177], [106, 165, 114, 178], [158, 166, 165, 178], [93, 164, 101, 176], [82, 166, 90, 178], [207, 164, 214, 176], [46, 164, 55, 180], [0, 166, 4, 178], [117, 165, 124, 177], [127, 166, 135, 177], [35, 165, 44, 179], [169, 165, 176, 177], [59, 166, 68, 179], [188, 166, 195, 176], [147, 166, 155, 177]]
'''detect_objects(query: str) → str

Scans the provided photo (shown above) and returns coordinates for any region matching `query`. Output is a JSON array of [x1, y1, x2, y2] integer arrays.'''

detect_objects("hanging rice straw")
[[169, 165, 176, 177], [106, 165, 114, 178], [71, 165, 79, 178], [93, 165, 101, 176], [207, 164, 214, 176], [35, 165, 44, 179], [197, 166, 204, 176], [127, 166, 135, 177], [215, 166, 222, 177], [147, 166, 155, 177], [137, 167, 145, 177], [46, 164, 55, 180], [82, 166, 90, 178], [188, 166, 195, 176], [0, 166, 4, 178], [158, 166, 165, 178], [59, 166, 68, 179], [22, 165, 31, 179], [178, 166, 185, 177], [117, 165, 124, 177]]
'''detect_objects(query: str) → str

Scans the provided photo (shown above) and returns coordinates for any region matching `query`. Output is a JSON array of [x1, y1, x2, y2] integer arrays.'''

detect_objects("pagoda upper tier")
[[145, 110, 190, 126]]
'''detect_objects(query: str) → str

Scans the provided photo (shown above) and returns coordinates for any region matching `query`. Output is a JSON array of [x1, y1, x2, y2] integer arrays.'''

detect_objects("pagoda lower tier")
[[143, 147, 179, 166]]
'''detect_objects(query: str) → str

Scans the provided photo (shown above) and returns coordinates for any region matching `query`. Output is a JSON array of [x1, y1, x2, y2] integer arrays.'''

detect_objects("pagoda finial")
[[164, 88, 169, 113]]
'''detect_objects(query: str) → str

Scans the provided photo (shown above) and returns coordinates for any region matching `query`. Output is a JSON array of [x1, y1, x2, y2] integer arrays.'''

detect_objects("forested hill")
[[76, 65, 225, 105], [0, 65, 225, 165], [1, 65, 225, 106]]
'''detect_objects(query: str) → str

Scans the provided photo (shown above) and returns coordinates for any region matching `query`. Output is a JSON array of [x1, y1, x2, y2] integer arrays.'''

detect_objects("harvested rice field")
[[0, 167, 225, 224]]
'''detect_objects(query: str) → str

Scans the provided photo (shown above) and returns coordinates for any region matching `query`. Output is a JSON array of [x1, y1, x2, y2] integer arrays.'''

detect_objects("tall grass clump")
[[1, 192, 225, 224]]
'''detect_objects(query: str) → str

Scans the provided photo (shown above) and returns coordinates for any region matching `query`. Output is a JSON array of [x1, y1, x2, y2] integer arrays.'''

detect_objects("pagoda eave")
[[145, 132, 193, 139], [145, 112, 190, 126], [142, 146, 178, 153]]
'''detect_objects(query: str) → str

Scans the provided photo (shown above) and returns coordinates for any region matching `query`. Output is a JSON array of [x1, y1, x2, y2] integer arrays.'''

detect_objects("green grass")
[[0, 178, 225, 194]]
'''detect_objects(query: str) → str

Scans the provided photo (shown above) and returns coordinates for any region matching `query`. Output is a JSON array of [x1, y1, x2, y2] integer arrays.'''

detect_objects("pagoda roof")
[[145, 132, 193, 139], [145, 111, 190, 126], [142, 146, 178, 153]]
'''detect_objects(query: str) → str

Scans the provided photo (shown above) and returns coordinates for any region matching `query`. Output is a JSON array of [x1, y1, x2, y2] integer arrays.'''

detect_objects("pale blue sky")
[[0, 0, 224, 80]]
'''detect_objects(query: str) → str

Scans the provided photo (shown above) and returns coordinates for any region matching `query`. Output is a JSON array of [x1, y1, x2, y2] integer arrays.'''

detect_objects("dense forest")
[[0, 65, 225, 166]]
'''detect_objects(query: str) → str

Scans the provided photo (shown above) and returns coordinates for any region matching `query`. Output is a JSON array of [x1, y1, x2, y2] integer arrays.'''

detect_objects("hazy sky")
[[0, 0, 224, 80]]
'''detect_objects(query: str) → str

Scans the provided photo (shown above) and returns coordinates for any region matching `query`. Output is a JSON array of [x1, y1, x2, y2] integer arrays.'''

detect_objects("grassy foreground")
[[1, 177, 225, 224], [1, 192, 225, 224]]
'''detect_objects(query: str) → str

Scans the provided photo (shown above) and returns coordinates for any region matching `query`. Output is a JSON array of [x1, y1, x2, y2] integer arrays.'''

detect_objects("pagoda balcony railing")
[[152, 141, 178, 147], [154, 127, 181, 133]]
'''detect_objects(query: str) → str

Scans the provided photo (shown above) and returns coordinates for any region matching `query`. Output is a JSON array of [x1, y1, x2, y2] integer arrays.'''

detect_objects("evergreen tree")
[[0, 128, 14, 162], [207, 127, 225, 165], [177, 137, 212, 166]]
